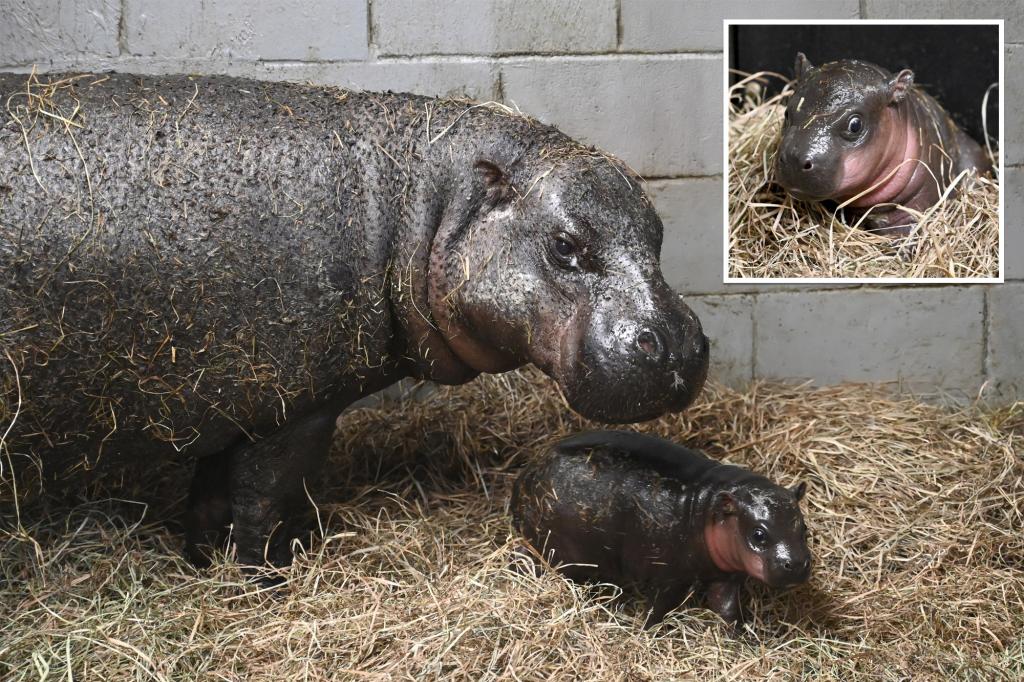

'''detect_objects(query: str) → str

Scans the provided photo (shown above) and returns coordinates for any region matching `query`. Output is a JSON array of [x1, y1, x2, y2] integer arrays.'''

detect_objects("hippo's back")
[[0, 73, 421, 467]]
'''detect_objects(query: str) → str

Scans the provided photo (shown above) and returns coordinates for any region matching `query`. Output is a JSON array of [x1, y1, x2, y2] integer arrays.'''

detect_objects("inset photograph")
[[725, 21, 1002, 281]]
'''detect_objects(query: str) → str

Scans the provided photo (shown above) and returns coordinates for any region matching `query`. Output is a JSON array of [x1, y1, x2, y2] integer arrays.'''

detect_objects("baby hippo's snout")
[[771, 546, 812, 586], [775, 135, 838, 201]]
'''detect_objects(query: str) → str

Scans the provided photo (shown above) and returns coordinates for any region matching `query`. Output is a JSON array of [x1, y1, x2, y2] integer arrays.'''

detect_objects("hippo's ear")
[[794, 52, 813, 79], [791, 481, 807, 502], [713, 491, 737, 520], [474, 159, 514, 209], [887, 69, 914, 103]]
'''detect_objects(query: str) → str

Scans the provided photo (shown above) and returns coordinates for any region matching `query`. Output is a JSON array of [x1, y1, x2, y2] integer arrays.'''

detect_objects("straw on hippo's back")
[[775, 53, 992, 237]]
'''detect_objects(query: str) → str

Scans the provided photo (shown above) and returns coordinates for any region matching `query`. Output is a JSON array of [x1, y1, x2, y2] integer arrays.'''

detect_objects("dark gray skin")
[[0, 73, 709, 568], [511, 431, 810, 628], [775, 54, 992, 237]]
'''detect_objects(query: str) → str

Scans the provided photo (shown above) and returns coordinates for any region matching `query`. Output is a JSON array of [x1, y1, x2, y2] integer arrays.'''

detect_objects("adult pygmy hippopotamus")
[[775, 53, 992, 237], [511, 431, 811, 628], [0, 73, 709, 568]]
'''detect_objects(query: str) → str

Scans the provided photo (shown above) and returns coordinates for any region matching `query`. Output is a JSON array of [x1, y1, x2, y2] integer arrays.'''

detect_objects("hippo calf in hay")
[[775, 53, 992, 237], [511, 431, 811, 628], [0, 73, 709, 569]]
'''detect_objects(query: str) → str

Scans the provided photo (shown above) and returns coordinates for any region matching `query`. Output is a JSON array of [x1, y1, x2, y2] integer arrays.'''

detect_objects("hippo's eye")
[[751, 527, 768, 549], [847, 115, 863, 135]]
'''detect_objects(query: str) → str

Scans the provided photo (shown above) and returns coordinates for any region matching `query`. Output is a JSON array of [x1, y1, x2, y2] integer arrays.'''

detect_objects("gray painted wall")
[[1, 0, 1021, 399]]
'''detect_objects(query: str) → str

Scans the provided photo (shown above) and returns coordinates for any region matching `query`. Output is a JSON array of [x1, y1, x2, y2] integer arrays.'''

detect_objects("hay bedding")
[[1, 368, 1021, 680], [728, 73, 1001, 279]]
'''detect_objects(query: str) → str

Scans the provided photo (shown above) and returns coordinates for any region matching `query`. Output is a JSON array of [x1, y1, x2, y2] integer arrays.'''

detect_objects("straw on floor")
[[1, 367, 1021, 680], [728, 72, 1000, 279]]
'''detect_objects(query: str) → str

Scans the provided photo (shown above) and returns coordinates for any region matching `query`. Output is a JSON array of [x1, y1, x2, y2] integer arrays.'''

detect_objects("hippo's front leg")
[[859, 208, 915, 239], [706, 578, 744, 627]]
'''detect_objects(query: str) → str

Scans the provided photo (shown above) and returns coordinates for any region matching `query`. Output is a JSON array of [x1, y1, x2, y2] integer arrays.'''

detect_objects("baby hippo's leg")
[[706, 578, 744, 627], [860, 207, 916, 239], [954, 127, 992, 177], [643, 584, 688, 629]]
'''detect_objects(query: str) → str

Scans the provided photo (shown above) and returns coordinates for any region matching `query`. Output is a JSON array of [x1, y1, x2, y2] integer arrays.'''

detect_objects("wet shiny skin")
[[774, 57, 991, 235]]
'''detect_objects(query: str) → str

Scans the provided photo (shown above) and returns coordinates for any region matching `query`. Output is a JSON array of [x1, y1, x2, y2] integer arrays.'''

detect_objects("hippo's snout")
[[783, 555, 812, 584], [558, 286, 709, 424], [775, 133, 840, 201], [764, 544, 812, 587]]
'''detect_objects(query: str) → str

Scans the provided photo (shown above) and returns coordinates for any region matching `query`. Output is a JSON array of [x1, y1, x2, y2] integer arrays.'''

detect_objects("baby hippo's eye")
[[555, 237, 575, 257], [847, 115, 863, 134], [751, 527, 769, 548]]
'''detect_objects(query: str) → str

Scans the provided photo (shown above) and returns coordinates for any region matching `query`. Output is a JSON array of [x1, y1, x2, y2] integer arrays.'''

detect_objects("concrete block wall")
[[0, 0, 1019, 399]]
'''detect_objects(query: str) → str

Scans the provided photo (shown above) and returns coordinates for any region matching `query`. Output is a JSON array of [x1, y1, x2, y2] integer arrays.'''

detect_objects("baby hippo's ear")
[[714, 491, 737, 520], [474, 159, 514, 209], [791, 481, 807, 502], [888, 69, 914, 103], [794, 52, 813, 79]]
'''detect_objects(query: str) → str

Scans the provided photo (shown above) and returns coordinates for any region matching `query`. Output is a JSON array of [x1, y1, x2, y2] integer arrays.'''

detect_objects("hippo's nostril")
[[802, 159, 813, 171], [784, 560, 793, 571], [636, 329, 665, 362]]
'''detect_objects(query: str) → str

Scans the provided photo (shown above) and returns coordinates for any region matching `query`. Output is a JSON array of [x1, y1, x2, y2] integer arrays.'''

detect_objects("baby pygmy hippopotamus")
[[511, 431, 811, 628], [775, 53, 992, 237]]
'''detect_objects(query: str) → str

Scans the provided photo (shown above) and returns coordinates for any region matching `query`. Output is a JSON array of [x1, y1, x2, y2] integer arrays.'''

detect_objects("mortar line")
[[375, 50, 723, 60], [117, 0, 127, 56], [494, 69, 505, 102], [750, 293, 759, 380], [366, 0, 374, 54], [982, 287, 991, 384], [616, 0, 623, 49]]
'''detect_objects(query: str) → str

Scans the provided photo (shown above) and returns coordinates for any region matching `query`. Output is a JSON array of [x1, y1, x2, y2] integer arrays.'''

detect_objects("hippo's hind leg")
[[954, 126, 993, 177], [184, 454, 234, 567], [643, 584, 688, 629], [228, 409, 337, 568]]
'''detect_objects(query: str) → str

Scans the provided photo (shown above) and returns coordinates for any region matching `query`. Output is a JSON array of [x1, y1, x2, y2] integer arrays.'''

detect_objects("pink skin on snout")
[[836, 107, 923, 208], [705, 516, 766, 582]]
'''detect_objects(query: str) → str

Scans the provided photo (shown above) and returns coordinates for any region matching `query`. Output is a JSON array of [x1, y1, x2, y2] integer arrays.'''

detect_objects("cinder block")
[[373, 0, 617, 56], [500, 55, 722, 177], [0, 0, 119, 65], [986, 283, 1024, 398], [620, 0, 859, 53], [649, 178, 725, 295], [124, 0, 369, 61], [685, 294, 754, 388], [864, 1, 1022, 43], [1006, 165, 1022, 280], [754, 287, 985, 389]]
